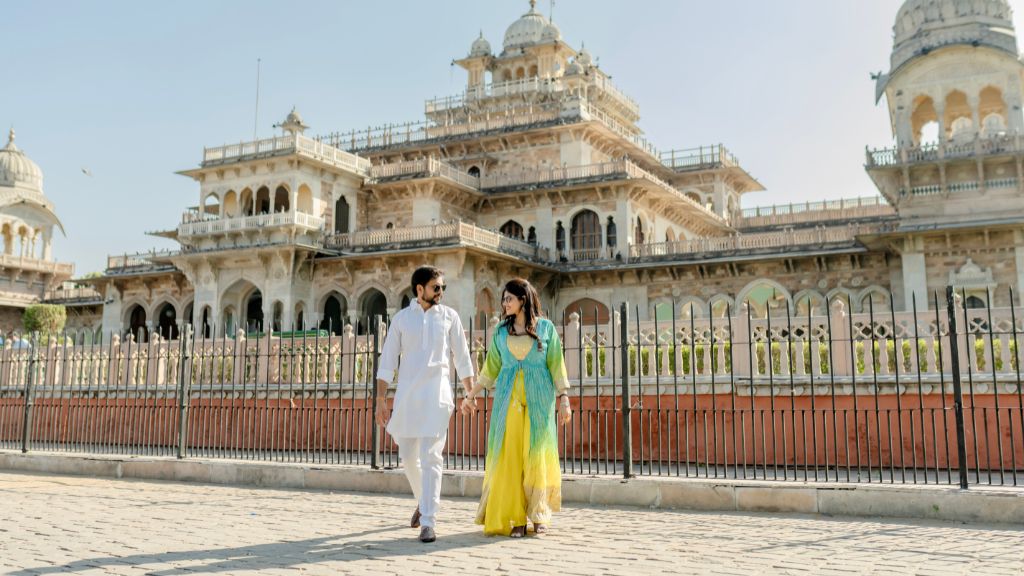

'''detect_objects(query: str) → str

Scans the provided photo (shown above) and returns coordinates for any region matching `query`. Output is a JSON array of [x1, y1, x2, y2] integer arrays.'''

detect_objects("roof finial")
[[529, 0, 536, 12], [7, 127, 14, 145]]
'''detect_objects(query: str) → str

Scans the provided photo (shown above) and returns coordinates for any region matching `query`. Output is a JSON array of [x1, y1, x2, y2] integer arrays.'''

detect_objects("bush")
[[22, 304, 67, 345]]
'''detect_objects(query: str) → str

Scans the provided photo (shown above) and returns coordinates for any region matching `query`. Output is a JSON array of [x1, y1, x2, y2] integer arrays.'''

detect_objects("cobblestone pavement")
[[0, 472, 1021, 575]]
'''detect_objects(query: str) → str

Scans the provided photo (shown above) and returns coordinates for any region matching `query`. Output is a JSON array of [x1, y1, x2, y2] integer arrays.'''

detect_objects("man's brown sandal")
[[411, 507, 421, 528], [510, 525, 527, 538]]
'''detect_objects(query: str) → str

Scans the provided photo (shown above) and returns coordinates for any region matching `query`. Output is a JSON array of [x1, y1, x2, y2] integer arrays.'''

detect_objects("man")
[[375, 266, 475, 543]]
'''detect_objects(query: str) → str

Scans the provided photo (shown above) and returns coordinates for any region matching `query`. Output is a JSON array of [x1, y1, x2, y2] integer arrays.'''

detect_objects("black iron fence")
[[1, 286, 1023, 488]]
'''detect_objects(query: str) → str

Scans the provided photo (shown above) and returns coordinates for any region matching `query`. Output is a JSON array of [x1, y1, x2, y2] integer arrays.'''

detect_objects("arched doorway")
[[200, 306, 212, 339], [273, 186, 290, 212], [246, 290, 264, 332], [156, 303, 178, 340], [500, 220, 525, 241], [320, 293, 348, 335], [127, 305, 148, 342], [334, 197, 350, 234], [564, 298, 610, 326], [358, 289, 388, 334], [272, 301, 284, 332]]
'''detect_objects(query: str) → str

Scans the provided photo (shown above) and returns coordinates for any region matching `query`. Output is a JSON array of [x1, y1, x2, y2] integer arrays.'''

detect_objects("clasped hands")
[[460, 394, 572, 425]]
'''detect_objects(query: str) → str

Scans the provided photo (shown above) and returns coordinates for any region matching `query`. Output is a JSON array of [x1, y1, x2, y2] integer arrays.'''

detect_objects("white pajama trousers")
[[395, 435, 446, 528]]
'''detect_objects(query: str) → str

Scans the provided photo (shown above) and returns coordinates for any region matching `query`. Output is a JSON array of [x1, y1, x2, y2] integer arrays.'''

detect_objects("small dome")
[[503, 1, 551, 51], [0, 129, 43, 192], [278, 107, 309, 135], [541, 22, 561, 43], [470, 32, 491, 57], [891, 0, 1016, 71], [565, 61, 583, 75], [576, 46, 593, 67]]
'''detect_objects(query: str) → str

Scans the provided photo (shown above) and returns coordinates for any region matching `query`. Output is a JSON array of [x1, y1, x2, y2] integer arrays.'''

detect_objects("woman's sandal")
[[510, 525, 527, 538], [533, 523, 548, 535]]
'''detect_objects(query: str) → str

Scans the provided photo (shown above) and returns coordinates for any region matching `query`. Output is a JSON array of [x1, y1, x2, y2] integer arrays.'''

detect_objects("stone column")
[[900, 236, 928, 312]]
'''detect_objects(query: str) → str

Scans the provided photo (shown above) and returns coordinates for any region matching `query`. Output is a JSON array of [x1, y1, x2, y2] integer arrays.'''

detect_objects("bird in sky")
[[81, 168, 92, 177]]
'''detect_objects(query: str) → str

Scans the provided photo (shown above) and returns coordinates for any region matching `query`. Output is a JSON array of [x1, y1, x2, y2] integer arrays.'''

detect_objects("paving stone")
[[0, 471, 1020, 575]]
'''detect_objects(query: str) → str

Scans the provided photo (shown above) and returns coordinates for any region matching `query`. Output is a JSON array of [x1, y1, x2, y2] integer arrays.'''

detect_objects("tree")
[[22, 304, 67, 344]]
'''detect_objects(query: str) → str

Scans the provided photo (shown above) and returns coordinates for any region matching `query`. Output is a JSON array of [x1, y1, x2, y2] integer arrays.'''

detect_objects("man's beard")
[[423, 294, 441, 308]]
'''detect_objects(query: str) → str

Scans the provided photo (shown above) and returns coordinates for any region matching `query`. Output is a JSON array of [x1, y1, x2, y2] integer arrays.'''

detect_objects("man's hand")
[[460, 396, 477, 416], [375, 396, 390, 427]]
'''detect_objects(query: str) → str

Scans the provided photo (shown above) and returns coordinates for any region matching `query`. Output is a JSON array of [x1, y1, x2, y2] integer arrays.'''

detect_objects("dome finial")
[[7, 128, 13, 145], [529, 0, 536, 12]]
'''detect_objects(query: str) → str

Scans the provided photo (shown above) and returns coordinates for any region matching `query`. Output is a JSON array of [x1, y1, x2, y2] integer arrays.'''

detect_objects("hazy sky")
[[3, 1, 1022, 274]]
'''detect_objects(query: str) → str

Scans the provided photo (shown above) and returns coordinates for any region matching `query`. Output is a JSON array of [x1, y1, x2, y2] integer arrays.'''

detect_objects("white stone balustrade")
[[202, 133, 370, 175], [178, 211, 325, 237]]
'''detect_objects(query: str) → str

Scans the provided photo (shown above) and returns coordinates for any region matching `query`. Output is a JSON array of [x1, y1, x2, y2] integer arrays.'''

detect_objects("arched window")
[[222, 190, 238, 217], [555, 221, 565, 253], [334, 197, 350, 234], [240, 188, 254, 216], [468, 166, 481, 177], [255, 186, 271, 215], [246, 290, 264, 333], [358, 289, 388, 335], [911, 95, 939, 146], [965, 295, 985, 309], [570, 210, 601, 251], [980, 86, 1008, 137], [527, 226, 537, 245], [634, 216, 645, 244], [273, 186, 290, 213], [200, 306, 211, 339], [156, 303, 178, 340], [320, 294, 347, 335], [564, 298, 610, 325], [127, 305, 148, 342], [500, 220, 525, 241], [606, 217, 617, 248], [296, 184, 313, 213], [272, 301, 283, 332], [528, 64, 538, 78], [944, 90, 971, 141]]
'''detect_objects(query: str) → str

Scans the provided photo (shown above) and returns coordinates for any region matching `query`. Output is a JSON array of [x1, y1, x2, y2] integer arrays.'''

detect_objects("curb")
[[1, 451, 1021, 524]]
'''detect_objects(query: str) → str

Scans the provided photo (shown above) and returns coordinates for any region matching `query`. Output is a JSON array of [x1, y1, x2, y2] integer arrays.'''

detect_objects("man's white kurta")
[[377, 302, 475, 439]]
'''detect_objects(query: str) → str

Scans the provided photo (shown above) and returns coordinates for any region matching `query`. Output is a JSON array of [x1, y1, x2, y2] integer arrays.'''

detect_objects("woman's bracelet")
[[558, 393, 569, 401]]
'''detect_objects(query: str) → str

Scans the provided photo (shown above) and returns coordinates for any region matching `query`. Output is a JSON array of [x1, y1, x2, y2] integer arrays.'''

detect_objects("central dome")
[[502, 1, 551, 52], [0, 129, 43, 193], [891, 0, 1016, 71]]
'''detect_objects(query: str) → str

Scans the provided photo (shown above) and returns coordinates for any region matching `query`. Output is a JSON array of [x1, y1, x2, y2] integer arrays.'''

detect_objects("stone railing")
[[660, 145, 740, 171], [369, 158, 481, 190], [44, 287, 102, 303], [178, 211, 325, 237], [202, 134, 371, 175], [580, 100, 660, 159], [866, 132, 1024, 167], [480, 159, 631, 191], [424, 76, 641, 120], [902, 177, 1020, 198], [738, 196, 895, 228], [322, 109, 562, 152], [323, 220, 550, 262], [106, 251, 177, 273], [0, 255, 73, 276], [627, 224, 876, 262]]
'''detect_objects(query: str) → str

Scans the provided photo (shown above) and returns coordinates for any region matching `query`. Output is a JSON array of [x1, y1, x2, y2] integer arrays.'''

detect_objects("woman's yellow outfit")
[[475, 318, 569, 536]]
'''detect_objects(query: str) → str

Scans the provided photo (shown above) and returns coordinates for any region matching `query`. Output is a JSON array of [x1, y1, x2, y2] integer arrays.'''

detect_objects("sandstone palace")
[[22, 0, 1024, 339]]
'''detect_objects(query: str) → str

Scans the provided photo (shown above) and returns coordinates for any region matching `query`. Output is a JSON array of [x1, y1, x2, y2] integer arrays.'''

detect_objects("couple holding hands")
[[375, 266, 571, 543]]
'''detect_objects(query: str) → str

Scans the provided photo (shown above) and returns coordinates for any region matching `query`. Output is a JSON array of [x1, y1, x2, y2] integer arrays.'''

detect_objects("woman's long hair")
[[501, 278, 544, 349]]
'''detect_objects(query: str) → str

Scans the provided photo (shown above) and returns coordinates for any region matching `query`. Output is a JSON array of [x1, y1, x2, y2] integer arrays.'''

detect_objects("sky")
[[2, 0, 1022, 274]]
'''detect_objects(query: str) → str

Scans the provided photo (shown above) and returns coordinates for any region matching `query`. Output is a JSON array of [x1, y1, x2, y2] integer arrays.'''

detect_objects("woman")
[[460, 278, 572, 537]]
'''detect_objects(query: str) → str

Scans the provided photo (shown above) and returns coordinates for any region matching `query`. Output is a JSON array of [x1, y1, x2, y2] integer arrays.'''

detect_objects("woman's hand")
[[557, 396, 572, 425], [460, 396, 477, 416]]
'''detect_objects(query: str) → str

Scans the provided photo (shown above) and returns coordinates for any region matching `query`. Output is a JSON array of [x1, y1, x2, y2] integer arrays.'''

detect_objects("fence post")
[[370, 315, 382, 470], [944, 286, 970, 490], [619, 302, 633, 479], [176, 324, 192, 459], [21, 334, 39, 453]]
